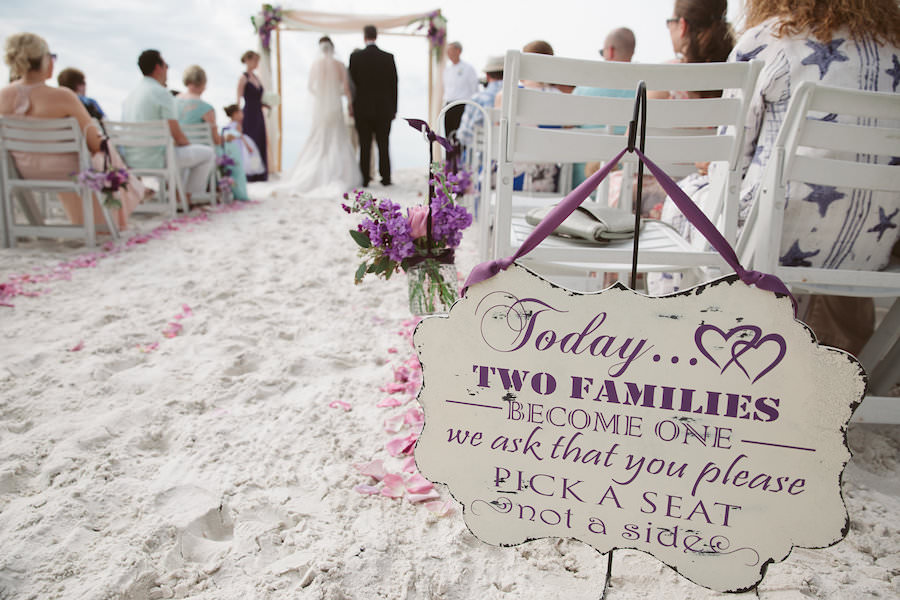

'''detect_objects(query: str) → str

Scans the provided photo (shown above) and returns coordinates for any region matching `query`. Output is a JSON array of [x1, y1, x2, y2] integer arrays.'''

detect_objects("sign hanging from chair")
[[414, 265, 864, 592]]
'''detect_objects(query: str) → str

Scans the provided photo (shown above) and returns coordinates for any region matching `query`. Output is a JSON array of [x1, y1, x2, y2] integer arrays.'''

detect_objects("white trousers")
[[174, 144, 216, 195]]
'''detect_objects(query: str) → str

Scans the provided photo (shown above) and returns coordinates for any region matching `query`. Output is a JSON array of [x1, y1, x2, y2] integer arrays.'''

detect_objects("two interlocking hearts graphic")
[[694, 324, 787, 384]]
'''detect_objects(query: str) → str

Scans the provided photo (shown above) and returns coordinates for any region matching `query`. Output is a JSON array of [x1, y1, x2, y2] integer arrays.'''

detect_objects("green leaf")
[[349, 229, 372, 248], [354, 262, 368, 284]]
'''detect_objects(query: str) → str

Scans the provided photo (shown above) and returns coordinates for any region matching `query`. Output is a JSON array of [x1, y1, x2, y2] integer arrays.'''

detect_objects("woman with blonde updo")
[[0, 32, 144, 230]]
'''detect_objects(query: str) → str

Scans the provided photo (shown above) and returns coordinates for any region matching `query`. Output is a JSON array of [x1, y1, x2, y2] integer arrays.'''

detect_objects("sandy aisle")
[[0, 172, 898, 599]]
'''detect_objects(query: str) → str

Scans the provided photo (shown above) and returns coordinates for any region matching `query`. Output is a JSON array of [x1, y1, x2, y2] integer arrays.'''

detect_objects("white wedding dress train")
[[280, 46, 361, 196]]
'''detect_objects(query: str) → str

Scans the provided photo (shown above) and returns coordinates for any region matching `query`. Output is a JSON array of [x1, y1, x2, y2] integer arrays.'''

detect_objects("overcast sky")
[[1, 0, 745, 171]]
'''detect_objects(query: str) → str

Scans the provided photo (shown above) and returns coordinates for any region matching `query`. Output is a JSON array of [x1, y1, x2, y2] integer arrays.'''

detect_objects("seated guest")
[[221, 104, 258, 201], [495, 40, 562, 193], [122, 49, 215, 208], [0, 32, 144, 230], [56, 67, 105, 121], [654, 0, 900, 354], [571, 27, 637, 188], [175, 65, 223, 144], [456, 55, 504, 149]]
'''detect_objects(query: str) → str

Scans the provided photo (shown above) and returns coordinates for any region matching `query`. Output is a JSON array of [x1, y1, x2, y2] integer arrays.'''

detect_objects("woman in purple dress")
[[237, 50, 268, 182]]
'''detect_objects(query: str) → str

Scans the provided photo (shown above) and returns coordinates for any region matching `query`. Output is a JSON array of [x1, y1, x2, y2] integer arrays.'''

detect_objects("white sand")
[[1, 172, 898, 599]]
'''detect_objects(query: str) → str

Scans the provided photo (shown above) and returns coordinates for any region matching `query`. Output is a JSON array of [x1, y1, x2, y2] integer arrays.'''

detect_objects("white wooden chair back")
[[179, 122, 218, 205], [495, 50, 763, 271], [736, 81, 900, 411], [105, 120, 186, 215], [0, 116, 117, 247]]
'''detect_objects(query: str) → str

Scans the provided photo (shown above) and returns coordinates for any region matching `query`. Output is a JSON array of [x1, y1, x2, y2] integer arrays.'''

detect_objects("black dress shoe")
[[362, 180, 371, 187], [381, 180, 392, 186]]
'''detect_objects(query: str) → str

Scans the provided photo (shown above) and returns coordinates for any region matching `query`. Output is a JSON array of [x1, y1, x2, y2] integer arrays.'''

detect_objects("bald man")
[[570, 27, 637, 187], [600, 27, 636, 63]]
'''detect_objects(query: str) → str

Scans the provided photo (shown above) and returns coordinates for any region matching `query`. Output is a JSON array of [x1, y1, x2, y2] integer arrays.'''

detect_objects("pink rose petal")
[[405, 473, 434, 495], [385, 433, 418, 457], [353, 459, 386, 481], [407, 489, 441, 503], [387, 347, 398, 354], [354, 484, 380, 495], [181, 304, 192, 315], [329, 400, 352, 411], [425, 500, 455, 517], [404, 408, 424, 430], [68, 340, 84, 352], [401, 456, 417, 473], [377, 397, 402, 408], [162, 322, 183, 338], [383, 413, 407, 434], [380, 473, 405, 498]]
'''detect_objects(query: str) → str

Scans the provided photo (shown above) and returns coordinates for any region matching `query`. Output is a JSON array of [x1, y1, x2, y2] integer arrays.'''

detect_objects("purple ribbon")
[[405, 118, 454, 153], [463, 147, 797, 315]]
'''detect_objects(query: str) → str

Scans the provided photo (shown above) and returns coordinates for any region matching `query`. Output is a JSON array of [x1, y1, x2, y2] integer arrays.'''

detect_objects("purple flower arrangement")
[[344, 162, 473, 286], [414, 11, 447, 59], [75, 166, 130, 209], [251, 4, 283, 51]]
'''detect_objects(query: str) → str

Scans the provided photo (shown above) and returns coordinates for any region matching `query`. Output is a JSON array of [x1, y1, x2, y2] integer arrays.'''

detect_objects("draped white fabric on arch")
[[254, 8, 446, 173]]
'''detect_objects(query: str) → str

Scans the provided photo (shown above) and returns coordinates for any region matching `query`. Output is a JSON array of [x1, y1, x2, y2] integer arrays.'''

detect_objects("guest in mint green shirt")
[[121, 50, 215, 203]]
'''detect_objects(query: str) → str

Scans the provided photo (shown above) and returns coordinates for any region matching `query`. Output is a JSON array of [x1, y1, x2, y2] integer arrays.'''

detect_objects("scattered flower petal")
[[354, 484, 380, 496], [405, 473, 434, 495], [68, 340, 84, 352], [401, 456, 418, 473], [387, 347, 398, 354], [329, 400, 352, 411], [407, 489, 441, 503], [380, 473, 405, 498], [384, 413, 406, 434], [425, 500, 455, 517], [385, 433, 418, 457], [377, 397, 402, 408], [354, 459, 386, 481], [162, 322, 183, 338]]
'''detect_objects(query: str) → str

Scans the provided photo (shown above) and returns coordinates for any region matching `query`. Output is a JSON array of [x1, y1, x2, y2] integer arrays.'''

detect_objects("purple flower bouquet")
[[75, 166, 130, 209], [344, 162, 473, 314]]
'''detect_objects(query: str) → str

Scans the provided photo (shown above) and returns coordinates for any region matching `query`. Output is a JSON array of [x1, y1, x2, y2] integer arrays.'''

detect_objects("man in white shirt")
[[442, 41, 478, 142], [122, 49, 216, 207]]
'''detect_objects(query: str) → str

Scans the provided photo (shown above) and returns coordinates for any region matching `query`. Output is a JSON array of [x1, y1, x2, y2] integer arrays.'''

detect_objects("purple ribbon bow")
[[405, 118, 454, 153], [463, 147, 797, 315]]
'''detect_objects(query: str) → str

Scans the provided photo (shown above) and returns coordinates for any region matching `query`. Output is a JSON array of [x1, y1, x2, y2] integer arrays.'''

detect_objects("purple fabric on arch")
[[463, 146, 797, 315]]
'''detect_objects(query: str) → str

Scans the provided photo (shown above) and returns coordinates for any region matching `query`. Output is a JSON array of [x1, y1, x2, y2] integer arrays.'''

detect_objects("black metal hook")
[[627, 81, 648, 289], [626, 81, 647, 153]]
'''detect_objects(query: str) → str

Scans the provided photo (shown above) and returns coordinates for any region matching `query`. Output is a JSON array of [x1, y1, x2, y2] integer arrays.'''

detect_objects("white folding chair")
[[105, 120, 187, 215], [439, 100, 498, 262], [495, 51, 763, 290], [736, 81, 900, 423], [0, 117, 119, 248], [180, 122, 218, 206]]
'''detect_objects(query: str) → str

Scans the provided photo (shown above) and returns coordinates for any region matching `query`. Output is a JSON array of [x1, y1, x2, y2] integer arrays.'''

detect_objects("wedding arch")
[[251, 6, 447, 172]]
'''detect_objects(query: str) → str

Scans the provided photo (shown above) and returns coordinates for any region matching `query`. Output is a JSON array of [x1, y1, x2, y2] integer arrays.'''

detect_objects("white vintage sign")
[[414, 265, 865, 593]]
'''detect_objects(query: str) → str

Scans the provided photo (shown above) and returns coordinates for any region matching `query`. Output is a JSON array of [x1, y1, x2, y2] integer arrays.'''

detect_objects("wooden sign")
[[414, 265, 864, 593]]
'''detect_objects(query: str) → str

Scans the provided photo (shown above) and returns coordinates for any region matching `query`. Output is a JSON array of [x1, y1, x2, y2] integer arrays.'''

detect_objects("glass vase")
[[407, 258, 458, 316]]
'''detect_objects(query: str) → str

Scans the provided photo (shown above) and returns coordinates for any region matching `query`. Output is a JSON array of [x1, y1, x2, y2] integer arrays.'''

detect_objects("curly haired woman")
[[654, 0, 900, 353]]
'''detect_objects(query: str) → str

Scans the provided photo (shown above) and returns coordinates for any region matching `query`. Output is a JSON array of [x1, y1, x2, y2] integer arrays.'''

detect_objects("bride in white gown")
[[281, 37, 362, 195]]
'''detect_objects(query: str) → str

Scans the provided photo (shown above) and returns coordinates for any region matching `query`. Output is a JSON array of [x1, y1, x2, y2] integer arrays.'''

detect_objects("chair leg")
[[858, 298, 900, 395], [858, 297, 900, 396], [97, 192, 120, 242], [82, 189, 95, 247]]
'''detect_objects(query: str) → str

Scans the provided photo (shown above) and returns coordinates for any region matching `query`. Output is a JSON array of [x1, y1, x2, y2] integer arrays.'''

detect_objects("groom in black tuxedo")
[[349, 25, 398, 187]]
